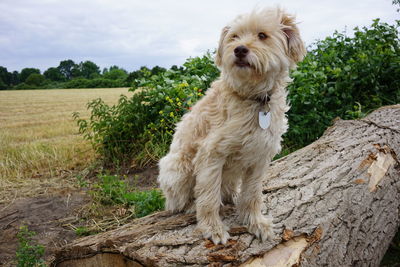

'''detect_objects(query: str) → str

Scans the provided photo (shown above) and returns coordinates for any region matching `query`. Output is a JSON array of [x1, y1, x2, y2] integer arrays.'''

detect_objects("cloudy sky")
[[0, 0, 398, 73]]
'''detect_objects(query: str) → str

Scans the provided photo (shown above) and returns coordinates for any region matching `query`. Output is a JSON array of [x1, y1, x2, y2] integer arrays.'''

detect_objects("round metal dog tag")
[[259, 111, 271, 129]]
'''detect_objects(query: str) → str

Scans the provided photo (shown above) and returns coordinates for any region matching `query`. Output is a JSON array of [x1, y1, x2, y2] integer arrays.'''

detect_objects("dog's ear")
[[280, 13, 306, 64], [215, 26, 230, 67]]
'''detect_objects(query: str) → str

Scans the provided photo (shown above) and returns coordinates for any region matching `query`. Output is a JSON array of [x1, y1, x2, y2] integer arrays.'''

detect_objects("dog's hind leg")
[[158, 153, 194, 213], [221, 164, 243, 205]]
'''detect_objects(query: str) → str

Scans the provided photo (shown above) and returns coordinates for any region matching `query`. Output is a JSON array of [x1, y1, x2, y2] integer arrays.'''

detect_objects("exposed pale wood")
[[51, 105, 400, 267], [242, 236, 308, 267]]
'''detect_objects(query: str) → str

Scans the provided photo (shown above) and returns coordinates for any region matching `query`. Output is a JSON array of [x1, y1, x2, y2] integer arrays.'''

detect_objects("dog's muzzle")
[[234, 45, 249, 58], [234, 45, 251, 67]]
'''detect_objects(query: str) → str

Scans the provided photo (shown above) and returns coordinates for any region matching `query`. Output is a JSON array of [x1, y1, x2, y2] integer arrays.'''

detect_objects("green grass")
[[74, 226, 93, 237], [94, 174, 165, 218]]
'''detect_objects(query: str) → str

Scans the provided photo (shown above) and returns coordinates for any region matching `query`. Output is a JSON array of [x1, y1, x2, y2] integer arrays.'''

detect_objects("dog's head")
[[215, 7, 306, 88]]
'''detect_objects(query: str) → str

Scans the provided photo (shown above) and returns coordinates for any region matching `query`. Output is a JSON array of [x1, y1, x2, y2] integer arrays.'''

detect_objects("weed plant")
[[15, 226, 46, 267], [94, 174, 165, 218]]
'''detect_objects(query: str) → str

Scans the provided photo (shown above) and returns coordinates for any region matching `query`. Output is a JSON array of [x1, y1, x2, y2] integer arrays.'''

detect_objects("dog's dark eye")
[[258, 32, 268, 40], [232, 34, 239, 40]]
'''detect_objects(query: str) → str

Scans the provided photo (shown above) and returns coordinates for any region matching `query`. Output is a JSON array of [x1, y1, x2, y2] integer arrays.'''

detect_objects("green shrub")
[[64, 78, 90, 88], [64, 77, 127, 89], [74, 52, 219, 166], [15, 226, 46, 267], [42, 81, 65, 89], [0, 78, 8, 90], [95, 175, 165, 217], [13, 82, 39, 90], [103, 68, 128, 80], [86, 78, 126, 88], [285, 19, 400, 150], [25, 74, 46, 86]]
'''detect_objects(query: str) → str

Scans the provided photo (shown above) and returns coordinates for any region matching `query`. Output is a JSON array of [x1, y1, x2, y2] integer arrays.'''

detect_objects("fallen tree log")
[[52, 105, 400, 267]]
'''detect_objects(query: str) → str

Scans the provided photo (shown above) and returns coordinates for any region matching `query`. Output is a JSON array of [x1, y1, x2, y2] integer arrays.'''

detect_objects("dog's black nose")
[[234, 45, 249, 58]]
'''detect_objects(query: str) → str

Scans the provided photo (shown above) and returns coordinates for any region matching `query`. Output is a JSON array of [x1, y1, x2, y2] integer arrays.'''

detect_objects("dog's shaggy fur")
[[158, 7, 305, 244]]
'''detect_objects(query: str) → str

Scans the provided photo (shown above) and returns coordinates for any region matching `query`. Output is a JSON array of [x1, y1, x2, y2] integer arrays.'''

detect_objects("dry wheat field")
[[0, 88, 132, 203]]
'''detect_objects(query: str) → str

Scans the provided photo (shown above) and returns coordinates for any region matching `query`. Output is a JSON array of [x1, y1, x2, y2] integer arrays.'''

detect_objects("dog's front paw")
[[248, 216, 277, 242], [198, 222, 230, 245]]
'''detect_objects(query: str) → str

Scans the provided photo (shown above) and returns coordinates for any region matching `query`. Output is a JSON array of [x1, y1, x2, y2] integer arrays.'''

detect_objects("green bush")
[[64, 77, 127, 88], [74, 52, 219, 166], [0, 78, 8, 90], [95, 175, 165, 217], [64, 78, 91, 88], [13, 82, 39, 90], [103, 68, 128, 80], [42, 81, 66, 89], [285, 19, 400, 150], [25, 74, 46, 86], [76, 20, 399, 167]]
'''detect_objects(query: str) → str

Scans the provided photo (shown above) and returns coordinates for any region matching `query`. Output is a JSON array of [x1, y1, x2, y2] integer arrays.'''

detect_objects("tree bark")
[[51, 105, 400, 267]]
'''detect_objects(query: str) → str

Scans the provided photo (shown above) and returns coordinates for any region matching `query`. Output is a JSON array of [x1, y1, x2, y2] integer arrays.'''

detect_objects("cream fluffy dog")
[[158, 7, 305, 244]]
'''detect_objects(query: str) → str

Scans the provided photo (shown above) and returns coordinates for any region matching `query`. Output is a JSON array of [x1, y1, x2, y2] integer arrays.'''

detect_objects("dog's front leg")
[[194, 155, 229, 245], [238, 165, 275, 242]]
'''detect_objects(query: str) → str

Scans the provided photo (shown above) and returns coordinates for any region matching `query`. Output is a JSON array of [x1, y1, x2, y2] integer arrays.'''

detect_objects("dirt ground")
[[0, 167, 159, 266], [0, 189, 88, 266]]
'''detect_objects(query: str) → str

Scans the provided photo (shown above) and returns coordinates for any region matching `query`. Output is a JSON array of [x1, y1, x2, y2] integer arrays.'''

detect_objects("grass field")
[[0, 88, 132, 203]]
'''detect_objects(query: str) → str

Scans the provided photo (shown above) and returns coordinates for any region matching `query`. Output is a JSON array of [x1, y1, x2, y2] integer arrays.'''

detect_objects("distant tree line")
[[0, 59, 172, 90]]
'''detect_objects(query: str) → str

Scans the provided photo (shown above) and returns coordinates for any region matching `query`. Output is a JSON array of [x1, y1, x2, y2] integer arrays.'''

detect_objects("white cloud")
[[0, 0, 398, 72]]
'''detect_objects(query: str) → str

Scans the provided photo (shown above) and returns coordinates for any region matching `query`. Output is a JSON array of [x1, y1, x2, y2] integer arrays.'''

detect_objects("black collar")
[[255, 95, 271, 106], [232, 91, 271, 106]]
